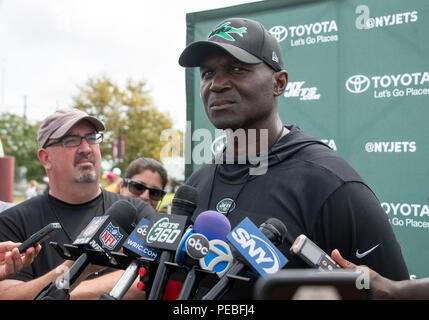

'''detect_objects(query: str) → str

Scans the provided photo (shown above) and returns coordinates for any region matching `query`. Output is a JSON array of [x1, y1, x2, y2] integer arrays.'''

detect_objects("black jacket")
[[187, 125, 409, 283]]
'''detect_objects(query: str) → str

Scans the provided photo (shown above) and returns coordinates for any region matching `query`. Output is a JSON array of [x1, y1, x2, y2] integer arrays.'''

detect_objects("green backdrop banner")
[[184, 0, 429, 279]]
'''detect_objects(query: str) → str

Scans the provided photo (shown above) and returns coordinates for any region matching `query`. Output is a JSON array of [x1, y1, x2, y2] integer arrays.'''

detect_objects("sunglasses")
[[124, 178, 166, 201]]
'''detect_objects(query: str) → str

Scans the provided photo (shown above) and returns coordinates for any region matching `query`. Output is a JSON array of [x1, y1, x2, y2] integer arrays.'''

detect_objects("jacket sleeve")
[[0, 208, 36, 281], [312, 181, 409, 281]]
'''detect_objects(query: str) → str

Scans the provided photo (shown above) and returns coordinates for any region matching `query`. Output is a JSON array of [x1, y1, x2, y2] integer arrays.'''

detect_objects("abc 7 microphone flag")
[[199, 239, 233, 278]]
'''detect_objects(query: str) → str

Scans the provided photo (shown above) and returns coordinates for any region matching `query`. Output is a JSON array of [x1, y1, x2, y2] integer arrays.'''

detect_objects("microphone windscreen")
[[193, 210, 231, 241], [106, 200, 137, 234], [264, 217, 287, 246], [172, 185, 199, 208]]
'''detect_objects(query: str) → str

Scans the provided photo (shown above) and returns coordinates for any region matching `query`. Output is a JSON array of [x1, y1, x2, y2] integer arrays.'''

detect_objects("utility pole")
[[23, 95, 27, 122], [0, 59, 5, 112]]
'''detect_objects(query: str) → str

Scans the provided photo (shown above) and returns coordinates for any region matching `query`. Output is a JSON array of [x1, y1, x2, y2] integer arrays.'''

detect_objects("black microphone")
[[98, 217, 160, 300], [147, 185, 198, 300], [60, 200, 137, 288], [202, 217, 288, 300], [35, 200, 137, 300]]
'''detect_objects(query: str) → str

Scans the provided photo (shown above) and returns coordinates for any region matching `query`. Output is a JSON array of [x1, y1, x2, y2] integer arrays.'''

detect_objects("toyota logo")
[[346, 75, 370, 93], [269, 25, 288, 42]]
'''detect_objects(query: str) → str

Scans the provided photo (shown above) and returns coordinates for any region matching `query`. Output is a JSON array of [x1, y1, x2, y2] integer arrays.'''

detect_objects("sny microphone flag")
[[227, 217, 288, 277]]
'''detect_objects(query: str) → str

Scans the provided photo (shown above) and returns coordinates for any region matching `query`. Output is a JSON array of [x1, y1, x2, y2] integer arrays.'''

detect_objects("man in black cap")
[[179, 18, 409, 299], [0, 108, 155, 299]]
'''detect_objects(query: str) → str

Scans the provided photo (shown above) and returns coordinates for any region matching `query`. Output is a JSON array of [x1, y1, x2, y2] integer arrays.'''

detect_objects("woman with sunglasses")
[[121, 158, 183, 299], [120, 158, 167, 211]]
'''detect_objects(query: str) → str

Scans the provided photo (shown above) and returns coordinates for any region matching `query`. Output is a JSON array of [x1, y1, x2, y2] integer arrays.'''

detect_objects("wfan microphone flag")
[[227, 217, 288, 276]]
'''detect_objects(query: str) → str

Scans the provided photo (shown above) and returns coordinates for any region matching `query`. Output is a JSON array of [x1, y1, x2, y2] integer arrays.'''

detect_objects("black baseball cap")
[[179, 17, 283, 72]]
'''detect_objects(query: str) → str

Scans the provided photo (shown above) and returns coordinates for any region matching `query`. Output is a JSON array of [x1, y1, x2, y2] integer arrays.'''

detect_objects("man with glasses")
[[0, 108, 156, 299]]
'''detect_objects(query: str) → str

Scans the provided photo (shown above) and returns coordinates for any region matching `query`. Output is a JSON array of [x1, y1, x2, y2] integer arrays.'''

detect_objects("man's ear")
[[273, 70, 288, 96], [37, 149, 52, 171]]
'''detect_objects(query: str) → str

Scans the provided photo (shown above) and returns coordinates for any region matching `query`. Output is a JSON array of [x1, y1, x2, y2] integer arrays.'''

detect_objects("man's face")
[[44, 120, 102, 185], [199, 50, 277, 130]]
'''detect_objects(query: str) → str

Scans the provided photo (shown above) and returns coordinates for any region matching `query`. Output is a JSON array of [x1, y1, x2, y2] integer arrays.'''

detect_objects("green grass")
[[13, 195, 26, 204]]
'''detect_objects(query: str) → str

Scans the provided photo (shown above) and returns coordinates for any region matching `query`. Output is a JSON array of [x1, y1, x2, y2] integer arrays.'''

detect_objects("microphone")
[[146, 185, 198, 300], [175, 210, 231, 265], [289, 234, 340, 271], [280, 224, 340, 271], [122, 218, 160, 260], [35, 200, 138, 300], [98, 217, 160, 300], [202, 217, 288, 300], [175, 210, 231, 300], [199, 239, 234, 278], [59, 200, 137, 288]]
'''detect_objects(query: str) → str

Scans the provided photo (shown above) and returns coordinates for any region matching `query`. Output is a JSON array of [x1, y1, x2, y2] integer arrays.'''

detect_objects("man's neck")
[[225, 119, 286, 156], [49, 183, 102, 204]]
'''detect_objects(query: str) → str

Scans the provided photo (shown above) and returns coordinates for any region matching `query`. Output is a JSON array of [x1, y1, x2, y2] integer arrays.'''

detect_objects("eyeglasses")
[[124, 178, 166, 201], [44, 132, 103, 148]]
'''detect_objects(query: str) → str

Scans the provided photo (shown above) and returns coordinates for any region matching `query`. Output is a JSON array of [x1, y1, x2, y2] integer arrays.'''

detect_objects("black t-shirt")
[[0, 189, 155, 282]]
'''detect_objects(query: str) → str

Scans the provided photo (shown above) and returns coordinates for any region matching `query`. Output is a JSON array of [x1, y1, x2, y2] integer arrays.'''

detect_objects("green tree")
[[0, 113, 44, 181], [72, 76, 179, 173]]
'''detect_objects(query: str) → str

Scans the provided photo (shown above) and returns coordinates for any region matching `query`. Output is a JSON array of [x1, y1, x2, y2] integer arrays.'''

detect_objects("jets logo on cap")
[[272, 51, 279, 63], [208, 22, 247, 41]]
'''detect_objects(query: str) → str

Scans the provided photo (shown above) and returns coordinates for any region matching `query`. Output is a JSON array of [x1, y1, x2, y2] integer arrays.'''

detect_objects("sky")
[[0, 0, 259, 132]]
